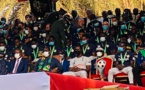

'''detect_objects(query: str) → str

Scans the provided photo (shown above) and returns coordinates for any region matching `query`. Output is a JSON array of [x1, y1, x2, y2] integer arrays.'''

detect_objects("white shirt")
[[12, 58, 22, 73], [86, 18, 90, 27], [69, 56, 91, 69]]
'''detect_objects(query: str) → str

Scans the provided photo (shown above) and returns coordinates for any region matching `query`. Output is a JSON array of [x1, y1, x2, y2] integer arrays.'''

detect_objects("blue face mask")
[[77, 28, 81, 32], [94, 23, 99, 27], [118, 47, 124, 52], [81, 40, 87, 45], [102, 25, 108, 30], [121, 25, 126, 30], [49, 42, 54, 46], [141, 16, 145, 22], [3, 30, 7, 35], [0, 25, 3, 29], [1, 21, 5, 24]]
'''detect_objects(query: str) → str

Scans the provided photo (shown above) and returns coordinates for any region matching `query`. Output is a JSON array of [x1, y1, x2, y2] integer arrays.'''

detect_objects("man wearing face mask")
[[102, 21, 109, 35], [91, 45, 104, 74], [8, 49, 29, 74], [0, 42, 10, 75], [34, 47, 63, 73], [39, 30, 49, 47], [64, 38, 75, 59], [80, 35, 95, 57], [47, 36, 62, 58], [98, 33, 114, 55], [127, 35, 137, 53], [111, 17, 120, 29], [23, 26, 33, 47], [87, 14, 102, 37], [63, 45, 91, 78], [120, 14, 134, 33], [73, 18, 85, 36], [32, 24, 41, 37], [30, 39, 43, 62], [108, 42, 134, 85]]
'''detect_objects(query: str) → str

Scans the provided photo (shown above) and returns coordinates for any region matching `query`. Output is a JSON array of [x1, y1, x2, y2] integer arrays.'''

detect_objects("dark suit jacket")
[[8, 58, 29, 73], [62, 60, 70, 72]]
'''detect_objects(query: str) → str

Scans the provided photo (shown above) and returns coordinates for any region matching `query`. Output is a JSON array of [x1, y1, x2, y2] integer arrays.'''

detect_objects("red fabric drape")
[[47, 72, 145, 90], [18, 0, 27, 2]]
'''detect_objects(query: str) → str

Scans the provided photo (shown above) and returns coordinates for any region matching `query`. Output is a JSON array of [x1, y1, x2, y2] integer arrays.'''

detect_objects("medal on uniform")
[[50, 46, 55, 57], [72, 49, 74, 52], [22, 50, 25, 53], [54, 50, 56, 52], [87, 47, 90, 50], [66, 46, 72, 57], [83, 45, 89, 54], [33, 47, 39, 59], [106, 44, 109, 48], [127, 55, 130, 58], [120, 52, 127, 66]]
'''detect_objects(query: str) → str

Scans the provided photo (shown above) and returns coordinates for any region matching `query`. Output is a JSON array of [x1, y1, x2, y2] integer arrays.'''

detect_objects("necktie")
[[13, 59, 20, 73]]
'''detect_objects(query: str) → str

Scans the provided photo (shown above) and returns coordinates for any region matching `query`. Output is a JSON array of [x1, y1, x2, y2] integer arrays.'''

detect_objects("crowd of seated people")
[[0, 7, 145, 86]]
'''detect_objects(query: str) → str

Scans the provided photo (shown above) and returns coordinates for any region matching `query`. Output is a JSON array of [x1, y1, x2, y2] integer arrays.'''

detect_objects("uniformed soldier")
[[108, 42, 134, 84]]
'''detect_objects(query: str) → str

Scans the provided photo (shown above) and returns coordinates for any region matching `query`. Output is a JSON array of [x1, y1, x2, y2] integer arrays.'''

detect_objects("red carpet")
[[47, 73, 145, 90]]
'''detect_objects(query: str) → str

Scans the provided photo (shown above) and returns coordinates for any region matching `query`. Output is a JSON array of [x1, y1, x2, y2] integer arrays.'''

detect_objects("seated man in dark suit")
[[8, 48, 29, 74]]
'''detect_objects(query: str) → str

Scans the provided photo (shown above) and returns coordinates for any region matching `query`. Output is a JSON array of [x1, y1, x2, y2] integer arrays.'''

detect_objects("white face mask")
[[43, 51, 49, 57], [0, 46, 5, 51], [24, 30, 29, 34], [100, 37, 106, 42], [59, 54, 64, 60], [33, 27, 38, 31], [96, 52, 103, 57], [31, 45, 37, 49], [42, 33, 46, 37], [127, 38, 131, 43], [112, 22, 118, 26], [14, 53, 20, 59]]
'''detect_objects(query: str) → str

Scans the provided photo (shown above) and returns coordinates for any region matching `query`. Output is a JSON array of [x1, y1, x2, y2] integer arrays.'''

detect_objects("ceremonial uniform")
[[108, 51, 134, 84]]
